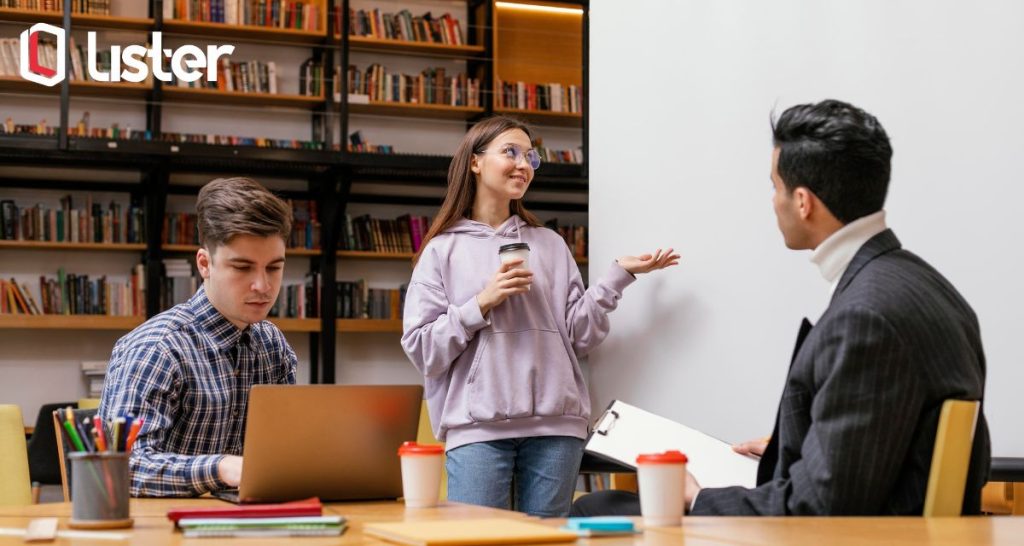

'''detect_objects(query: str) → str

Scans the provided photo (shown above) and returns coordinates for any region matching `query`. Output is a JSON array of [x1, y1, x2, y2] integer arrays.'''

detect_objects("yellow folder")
[[363, 518, 578, 546]]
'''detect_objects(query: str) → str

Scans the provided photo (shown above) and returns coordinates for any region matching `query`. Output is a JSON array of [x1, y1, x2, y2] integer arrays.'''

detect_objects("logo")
[[19, 24, 234, 86], [20, 23, 65, 87]]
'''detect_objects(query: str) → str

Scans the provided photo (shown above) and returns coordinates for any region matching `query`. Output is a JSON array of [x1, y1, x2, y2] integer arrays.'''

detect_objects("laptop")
[[213, 384, 424, 504]]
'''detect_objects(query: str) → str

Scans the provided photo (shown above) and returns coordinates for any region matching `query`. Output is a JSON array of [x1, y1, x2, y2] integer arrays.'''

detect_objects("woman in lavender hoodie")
[[401, 116, 678, 517]]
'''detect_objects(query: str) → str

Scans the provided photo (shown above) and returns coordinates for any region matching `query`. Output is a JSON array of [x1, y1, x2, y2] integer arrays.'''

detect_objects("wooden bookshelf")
[[267, 317, 321, 332], [337, 249, 587, 265], [0, 240, 146, 251], [0, 77, 150, 99], [348, 101, 485, 120], [347, 36, 485, 57], [493, 108, 582, 128], [162, 87, 325, 109], [0, 8, 153, 31], [337, 250, 414, 260], [162, 19, 326, 45], [162, 244, 321, 257], [0, 314, 144, 330], [162, 244, 200, 253], [337, 318, 403, 333], [492, 1, 583, 125]]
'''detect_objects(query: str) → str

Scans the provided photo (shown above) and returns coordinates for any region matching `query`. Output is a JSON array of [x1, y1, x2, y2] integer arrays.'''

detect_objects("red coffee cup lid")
[[636, 450, 688, 465], [398, 441, 444, 456]]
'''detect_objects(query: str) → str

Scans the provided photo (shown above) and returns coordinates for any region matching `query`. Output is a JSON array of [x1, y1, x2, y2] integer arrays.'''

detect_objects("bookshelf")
[[0, 7, 153, 31], [0, 0, 589, 390], [0, 314, 144, 330], [0, 241, 146, 252]]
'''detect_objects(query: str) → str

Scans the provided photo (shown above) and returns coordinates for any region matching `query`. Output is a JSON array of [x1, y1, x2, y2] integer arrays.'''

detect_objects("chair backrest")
[[77, 398, 101, 410], [0, 404, 32, 506], [26, 402, 76, 486], [923, 399, 981, 517], [53, 407, 99, 503], [416, 400, 447, 501]]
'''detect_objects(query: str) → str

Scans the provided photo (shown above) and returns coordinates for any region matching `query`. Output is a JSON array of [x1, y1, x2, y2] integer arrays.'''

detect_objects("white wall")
[[588, 0, 1024, 456]]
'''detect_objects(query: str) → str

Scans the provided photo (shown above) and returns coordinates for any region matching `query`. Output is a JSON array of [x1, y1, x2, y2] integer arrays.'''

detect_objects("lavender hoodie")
[[401, 215, 636, 450]]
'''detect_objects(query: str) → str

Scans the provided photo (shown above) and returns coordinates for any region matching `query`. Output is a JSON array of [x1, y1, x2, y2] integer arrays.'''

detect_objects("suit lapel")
[[758, 317, 814, 485]]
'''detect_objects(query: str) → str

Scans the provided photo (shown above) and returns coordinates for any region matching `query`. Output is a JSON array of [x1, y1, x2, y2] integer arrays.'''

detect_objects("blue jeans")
[[446, 436, 584, 517]]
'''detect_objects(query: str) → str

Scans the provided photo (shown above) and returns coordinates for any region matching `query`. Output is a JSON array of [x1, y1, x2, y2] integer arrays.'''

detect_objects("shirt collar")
[[189, 284, 251, 350], [810, 210, 888, 295]]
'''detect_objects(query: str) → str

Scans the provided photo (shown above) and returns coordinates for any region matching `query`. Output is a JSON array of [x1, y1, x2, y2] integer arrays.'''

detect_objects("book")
[[167, 497, 323, 524], [177, 516, 345, 538], [364, 518, 576, 546]]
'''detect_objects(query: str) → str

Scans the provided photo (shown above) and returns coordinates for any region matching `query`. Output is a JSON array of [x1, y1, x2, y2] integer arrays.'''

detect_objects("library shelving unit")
[[0, 0, 589, 384]]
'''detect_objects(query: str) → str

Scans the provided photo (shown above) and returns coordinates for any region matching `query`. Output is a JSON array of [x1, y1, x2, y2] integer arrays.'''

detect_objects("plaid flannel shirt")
[[99, 285, 296, 497]]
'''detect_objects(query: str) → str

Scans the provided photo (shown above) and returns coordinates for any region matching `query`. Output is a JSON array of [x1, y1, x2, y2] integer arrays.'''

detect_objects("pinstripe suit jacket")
[[692, 229, 990, 515]]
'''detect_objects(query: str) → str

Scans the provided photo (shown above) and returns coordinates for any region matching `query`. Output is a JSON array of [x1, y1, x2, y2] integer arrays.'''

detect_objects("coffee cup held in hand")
[[498, 242, 531, 271]]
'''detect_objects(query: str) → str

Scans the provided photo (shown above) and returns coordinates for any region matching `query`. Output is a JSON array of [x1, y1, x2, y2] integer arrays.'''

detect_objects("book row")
[[0, 198, 146, 244], [496, 80, 582, 114], [348, 64, 480, 107], [1, 115, 324, 150], [345, 8, 465, 46], [0, 265, 145, 316], [164, 0, 322, 31], [0, 0, 109, 14], [339, 213, 430, 254]]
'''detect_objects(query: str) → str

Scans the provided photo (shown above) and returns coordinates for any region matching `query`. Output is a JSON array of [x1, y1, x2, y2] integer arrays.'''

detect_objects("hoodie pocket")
[[466, 329, 584, 422]]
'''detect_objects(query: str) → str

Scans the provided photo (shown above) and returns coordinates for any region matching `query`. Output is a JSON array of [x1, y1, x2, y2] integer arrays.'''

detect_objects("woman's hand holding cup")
[[477, 260, 533, 316]]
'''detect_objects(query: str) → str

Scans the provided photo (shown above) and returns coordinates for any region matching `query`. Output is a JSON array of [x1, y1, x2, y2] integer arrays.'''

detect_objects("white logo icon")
[[20, 22, 65, 87]]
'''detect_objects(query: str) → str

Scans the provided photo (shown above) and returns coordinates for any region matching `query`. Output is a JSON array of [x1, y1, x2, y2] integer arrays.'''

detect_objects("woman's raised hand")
[[616, 248, 681, 275]]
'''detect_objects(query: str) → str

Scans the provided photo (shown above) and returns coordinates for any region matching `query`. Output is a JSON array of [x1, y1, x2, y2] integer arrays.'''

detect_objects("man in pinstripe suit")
[[573, 99, 990, 516]]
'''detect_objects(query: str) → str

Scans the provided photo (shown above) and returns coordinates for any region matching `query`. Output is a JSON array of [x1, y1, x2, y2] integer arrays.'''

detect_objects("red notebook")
[[167, 497, 322, 524]]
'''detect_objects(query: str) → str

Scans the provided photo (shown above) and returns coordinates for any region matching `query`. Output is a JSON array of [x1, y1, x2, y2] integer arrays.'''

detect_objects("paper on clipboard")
[[585, 400, 758, 489]]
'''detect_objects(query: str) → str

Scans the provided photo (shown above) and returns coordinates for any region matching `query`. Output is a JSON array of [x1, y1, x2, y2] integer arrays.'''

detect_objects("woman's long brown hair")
[[413, 116, 544, 264]]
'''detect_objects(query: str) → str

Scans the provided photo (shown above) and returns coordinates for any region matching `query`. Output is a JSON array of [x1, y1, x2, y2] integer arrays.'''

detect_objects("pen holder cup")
[[69, 452, 133, 529]]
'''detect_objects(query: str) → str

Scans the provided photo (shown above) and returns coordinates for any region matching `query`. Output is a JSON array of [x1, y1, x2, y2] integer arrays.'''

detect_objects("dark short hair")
[[771, 99, 892, 224], [196, 177, 292, 252]]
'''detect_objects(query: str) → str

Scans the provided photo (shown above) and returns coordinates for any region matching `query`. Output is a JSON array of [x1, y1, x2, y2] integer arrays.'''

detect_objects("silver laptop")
[[214, 384, 423, 504]]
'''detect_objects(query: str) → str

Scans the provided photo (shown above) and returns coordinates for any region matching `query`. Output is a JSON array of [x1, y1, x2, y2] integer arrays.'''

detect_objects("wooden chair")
[[0, 404, 32, 506], [76, 398, 101, 410], [52, 407, 99, 503], [26, 401, 77, 504], [416, 400, 447, 500], [923, 399, 981, 517]]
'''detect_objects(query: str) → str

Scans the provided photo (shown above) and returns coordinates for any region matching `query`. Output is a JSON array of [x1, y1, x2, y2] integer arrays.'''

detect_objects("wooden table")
[[0, 499, 1022, 545]]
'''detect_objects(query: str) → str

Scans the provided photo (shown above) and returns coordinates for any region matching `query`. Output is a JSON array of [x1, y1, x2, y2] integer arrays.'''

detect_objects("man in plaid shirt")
[[100, 177, 297, 497]]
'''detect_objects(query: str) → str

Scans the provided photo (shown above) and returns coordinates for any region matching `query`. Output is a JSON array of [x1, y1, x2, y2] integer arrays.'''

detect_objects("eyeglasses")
[[480, 144, 542, 170]]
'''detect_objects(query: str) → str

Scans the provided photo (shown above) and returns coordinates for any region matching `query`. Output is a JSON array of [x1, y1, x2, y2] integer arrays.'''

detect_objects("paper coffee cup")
[[498, 242, 531, 270], [636, 450, 688, 527], [398, 441, 444, 508]]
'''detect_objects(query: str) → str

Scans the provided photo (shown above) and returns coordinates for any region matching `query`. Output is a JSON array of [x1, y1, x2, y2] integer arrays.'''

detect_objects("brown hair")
[[196, 177, 292, 253], [414, 116, 543, 263]]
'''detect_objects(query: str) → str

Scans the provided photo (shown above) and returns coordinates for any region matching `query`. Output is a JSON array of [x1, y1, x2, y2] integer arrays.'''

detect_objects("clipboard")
[[585, 400, 758, 489]]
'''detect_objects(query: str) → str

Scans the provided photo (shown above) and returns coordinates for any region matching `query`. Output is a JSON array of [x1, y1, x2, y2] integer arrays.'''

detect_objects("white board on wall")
[[587, 0, 1024, 456]]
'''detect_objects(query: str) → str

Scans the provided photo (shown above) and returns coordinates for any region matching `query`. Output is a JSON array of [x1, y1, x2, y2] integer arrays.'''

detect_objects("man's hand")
[[218, 455, 243, 486], [685, 470, 701, 511], [732, 436, 770, 458]]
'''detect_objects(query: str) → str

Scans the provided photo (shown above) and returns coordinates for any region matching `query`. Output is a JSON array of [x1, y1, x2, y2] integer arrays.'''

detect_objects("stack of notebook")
[[167, 497, 346, 538]]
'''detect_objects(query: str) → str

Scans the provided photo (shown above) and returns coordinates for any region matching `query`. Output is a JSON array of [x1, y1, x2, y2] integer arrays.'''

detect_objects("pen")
[[92, 415, 108, 452], [124, 417, 143, 453], [60, 409, 86, 452]]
